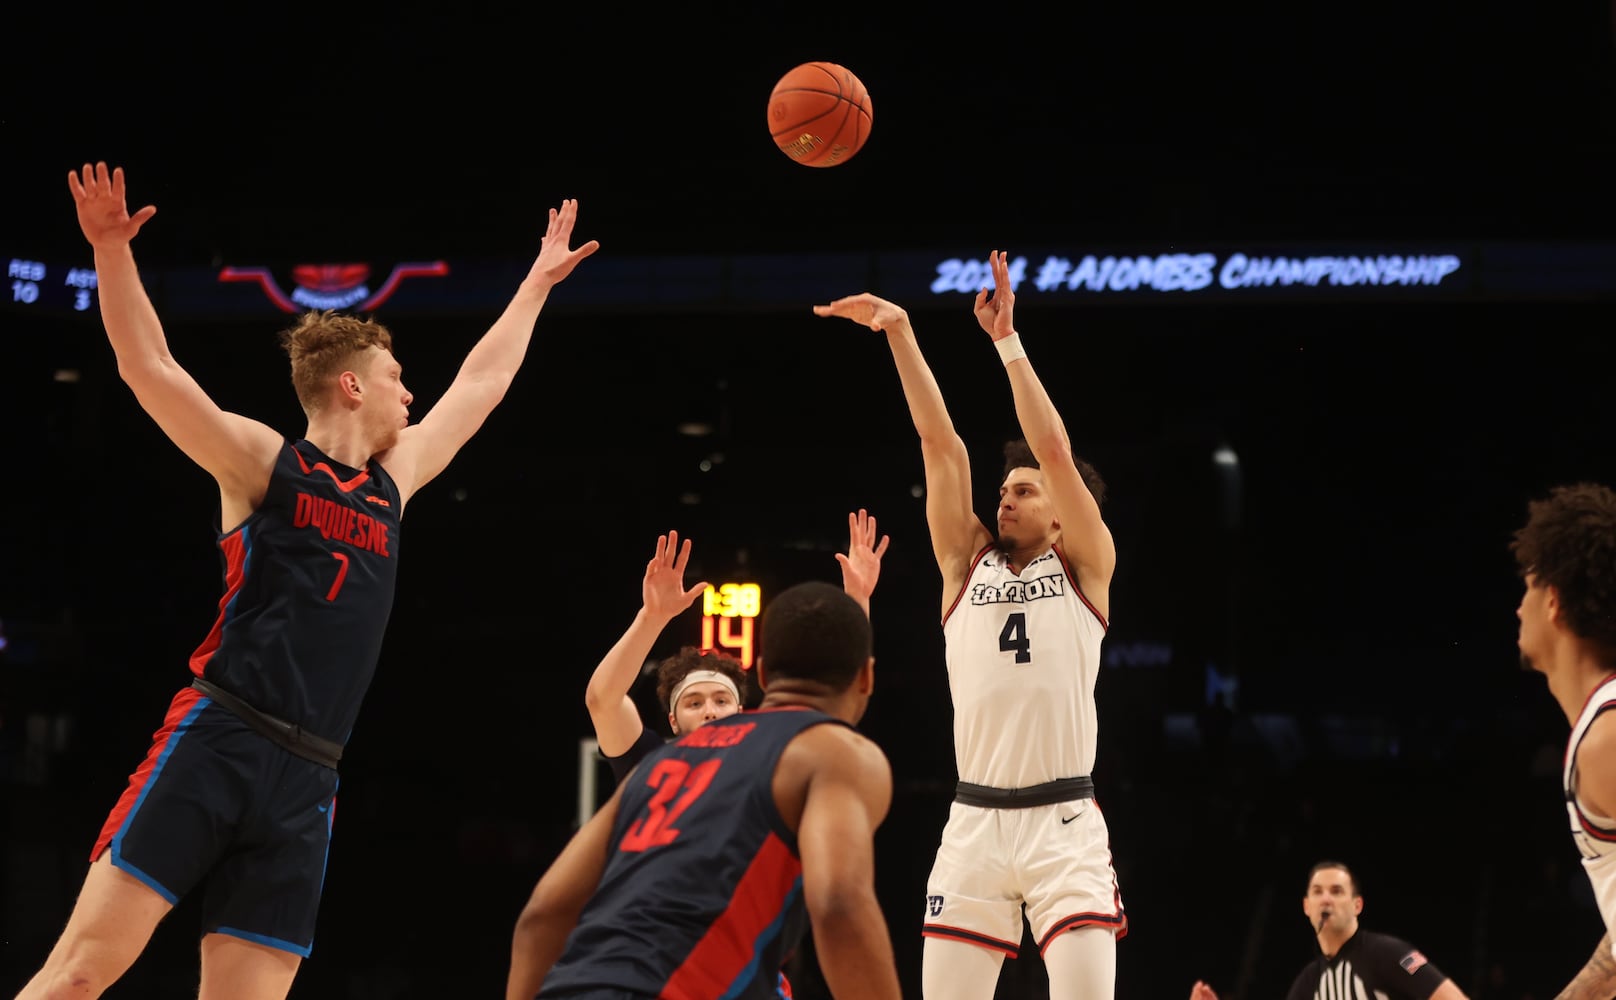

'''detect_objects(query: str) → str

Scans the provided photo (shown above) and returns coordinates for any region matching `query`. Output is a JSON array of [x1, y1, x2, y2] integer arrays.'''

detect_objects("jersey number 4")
[[620, 758, 722, 852], [1000, 612, 1032, 663]]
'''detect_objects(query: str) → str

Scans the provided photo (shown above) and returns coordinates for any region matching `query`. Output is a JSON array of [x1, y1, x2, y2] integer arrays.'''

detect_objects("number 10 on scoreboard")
[[702, 582, 761, 668]]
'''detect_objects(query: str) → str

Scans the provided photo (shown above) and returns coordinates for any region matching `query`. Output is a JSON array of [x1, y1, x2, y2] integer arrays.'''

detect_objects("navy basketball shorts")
[[91, 684, 340, 957]]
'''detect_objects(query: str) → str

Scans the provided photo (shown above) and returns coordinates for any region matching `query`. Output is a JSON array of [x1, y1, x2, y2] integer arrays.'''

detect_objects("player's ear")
[[1352, 896, 1363, 916], [858, 657, 875, 696], [754, 658, 769, 691], [667, 712, 679, 735], [336, 370, 364, 407]]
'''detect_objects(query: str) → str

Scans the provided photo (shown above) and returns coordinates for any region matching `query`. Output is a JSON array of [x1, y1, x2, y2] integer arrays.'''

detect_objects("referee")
[[1191, 860, 1469, 1000]]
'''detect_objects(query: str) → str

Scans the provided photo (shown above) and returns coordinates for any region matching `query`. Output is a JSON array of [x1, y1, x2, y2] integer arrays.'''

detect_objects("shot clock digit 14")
[[702, 582, 761, 668], [6, 256, 99, 315]]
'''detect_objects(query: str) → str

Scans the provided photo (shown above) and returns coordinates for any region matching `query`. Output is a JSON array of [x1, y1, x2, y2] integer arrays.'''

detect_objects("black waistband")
[[954, 775, 1094, 809], [190, 678, 343, 769]]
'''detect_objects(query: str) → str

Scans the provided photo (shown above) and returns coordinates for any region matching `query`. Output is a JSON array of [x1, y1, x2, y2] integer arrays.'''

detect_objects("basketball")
[[767, 62, 873, 168]]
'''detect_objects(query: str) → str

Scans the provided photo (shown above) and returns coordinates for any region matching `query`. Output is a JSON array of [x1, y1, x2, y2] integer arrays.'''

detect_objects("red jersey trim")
[[188, 528, 249, 677], [921, 923, 1020, 958], [293, 444, 371, 493], [1052, 543, 1108, 632], [662, 832, 802, 1000]]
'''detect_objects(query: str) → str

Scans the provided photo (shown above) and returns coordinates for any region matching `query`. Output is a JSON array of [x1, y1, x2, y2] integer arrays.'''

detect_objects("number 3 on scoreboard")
[[999, 611, 1031, 664]]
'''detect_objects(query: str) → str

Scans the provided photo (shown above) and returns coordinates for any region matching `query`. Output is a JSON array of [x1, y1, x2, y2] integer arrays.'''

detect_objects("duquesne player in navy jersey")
[[577, 514, 888, 1000], [1511, 484, 1616, 1000], [509, 582, 903, 1000], [16, 162, 597, 1000], [816, 250, 1124, 1000]]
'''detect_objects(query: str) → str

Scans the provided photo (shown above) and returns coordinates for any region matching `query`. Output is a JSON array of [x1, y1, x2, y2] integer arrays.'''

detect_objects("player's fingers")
[[674, 536, 693, 570], [874, 535, 891, 558], [131, 205, 157, 227], [683, 583, 709, 603]]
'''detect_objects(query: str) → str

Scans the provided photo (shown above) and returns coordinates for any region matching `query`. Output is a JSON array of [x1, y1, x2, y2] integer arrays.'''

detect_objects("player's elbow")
[[1026, 428, 1073, 466], [806, 879, 880, 928], [582, 683, 611, 714]]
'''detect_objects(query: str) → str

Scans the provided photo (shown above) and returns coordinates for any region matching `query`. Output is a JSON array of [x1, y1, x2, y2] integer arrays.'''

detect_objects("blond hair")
[[278, 309, 395, 413]]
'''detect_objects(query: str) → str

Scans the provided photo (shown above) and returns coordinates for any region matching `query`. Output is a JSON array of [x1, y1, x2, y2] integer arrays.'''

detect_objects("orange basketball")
[[767, 62, 873, 168]]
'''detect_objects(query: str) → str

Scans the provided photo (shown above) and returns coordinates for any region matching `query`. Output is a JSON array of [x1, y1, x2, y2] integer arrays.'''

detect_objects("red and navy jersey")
[[187, 439, 402, 744], [540, 707, 848, 1000]]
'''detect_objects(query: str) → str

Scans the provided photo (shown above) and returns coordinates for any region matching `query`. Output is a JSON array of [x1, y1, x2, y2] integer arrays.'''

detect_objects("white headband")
[[669, 669, 741, 711]]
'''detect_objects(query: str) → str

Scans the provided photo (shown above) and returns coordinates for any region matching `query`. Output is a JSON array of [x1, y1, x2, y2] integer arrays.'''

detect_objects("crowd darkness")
[[4, 300, 1614, 998]]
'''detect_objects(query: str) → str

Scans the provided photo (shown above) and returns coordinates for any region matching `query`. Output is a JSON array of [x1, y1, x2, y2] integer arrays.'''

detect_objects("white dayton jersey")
[[1564, 672, 1616, 956], [942, 543, 1108, 788]]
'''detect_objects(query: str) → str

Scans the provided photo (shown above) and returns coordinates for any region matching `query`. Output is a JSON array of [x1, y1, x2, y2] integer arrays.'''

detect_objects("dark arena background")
[[4, 4, 1616, 998]]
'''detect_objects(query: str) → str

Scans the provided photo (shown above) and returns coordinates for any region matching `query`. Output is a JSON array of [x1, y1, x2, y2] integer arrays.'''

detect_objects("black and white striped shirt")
[[1285, 929, 1449, 1000]]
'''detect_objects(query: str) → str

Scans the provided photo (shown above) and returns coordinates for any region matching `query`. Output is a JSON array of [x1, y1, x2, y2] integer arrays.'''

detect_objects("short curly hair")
[[1510, 482, 1616, 657], [654, 646, 752, 711], [278, 309, 395, 414], [1002, 437, 1107, 507]]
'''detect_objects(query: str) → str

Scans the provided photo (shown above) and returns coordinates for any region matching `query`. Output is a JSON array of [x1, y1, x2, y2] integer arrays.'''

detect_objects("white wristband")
[[994, 333, 1026, 366]]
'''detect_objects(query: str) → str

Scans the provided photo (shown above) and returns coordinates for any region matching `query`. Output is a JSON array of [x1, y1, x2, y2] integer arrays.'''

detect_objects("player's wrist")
[[994, 332, 1026, 366]]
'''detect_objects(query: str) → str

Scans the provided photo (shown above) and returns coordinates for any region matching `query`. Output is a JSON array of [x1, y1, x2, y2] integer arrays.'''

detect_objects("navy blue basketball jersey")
[[539, 706, 849, 1000], [187, 439, 402, 744]]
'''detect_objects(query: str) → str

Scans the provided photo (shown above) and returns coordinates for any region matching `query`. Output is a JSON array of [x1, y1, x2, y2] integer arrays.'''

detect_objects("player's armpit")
[[1576, 720, 1616, 821], [1554, 931, 1616, 1000], [793, 727, 902, 1000]]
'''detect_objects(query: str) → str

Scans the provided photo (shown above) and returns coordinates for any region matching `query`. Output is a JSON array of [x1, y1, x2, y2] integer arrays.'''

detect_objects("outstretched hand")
[[1190, 980, 1220, 1000], [812, 292, 909, 333], [836, 508, 890, 614], [971, 250, 1017, 342], [524, 198, 601, 290], [67, 162, 157, 250], [643, 530, 708, 623]]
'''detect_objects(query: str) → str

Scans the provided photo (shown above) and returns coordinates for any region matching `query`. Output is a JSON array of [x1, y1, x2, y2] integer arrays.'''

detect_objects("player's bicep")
[[1042, 456, 1114, 584], [385, 380, 505, 501], [920, 434, 991, 574], [798, 734, 893, 915], [123, 363, 281, 491], [591, 701, 647, 760], [1578, 718, 1616, 819]]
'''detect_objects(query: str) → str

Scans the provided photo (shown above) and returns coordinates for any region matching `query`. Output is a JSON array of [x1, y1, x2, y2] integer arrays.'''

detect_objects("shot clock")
[[701, 582, 761, 668]]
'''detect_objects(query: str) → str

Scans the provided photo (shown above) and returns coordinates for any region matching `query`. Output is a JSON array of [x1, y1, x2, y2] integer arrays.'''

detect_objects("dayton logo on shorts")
[[927, 895, 944, 917], [1399, 950, 1428, 974], [970, 574, 1067, 606], [219, 261, 449, 313]]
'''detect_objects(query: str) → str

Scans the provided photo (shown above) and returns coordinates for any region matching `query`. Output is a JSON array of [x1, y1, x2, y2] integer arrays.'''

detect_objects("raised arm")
[[835, 508, 890, 617], [68, 163, 282, 507], [584, 532, 707, 757], [1555, 931, 1616, 1000], [507, 787, 620, 1000], [814, 295, 991, 610], [790, 725, 902, 1000], [383, 198, 600, 503], [973, 251, 1115, 604]]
